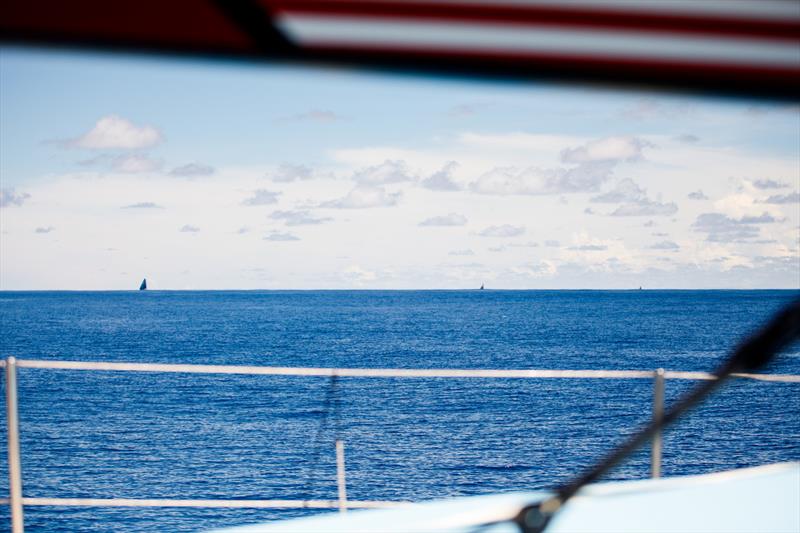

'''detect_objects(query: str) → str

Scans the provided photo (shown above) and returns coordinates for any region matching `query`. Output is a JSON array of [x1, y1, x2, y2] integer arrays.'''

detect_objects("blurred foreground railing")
[[2, 357, 799, 532]]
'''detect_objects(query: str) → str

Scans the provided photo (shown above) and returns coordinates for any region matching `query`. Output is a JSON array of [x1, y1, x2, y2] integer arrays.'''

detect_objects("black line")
[[513, 298, 800, 533]]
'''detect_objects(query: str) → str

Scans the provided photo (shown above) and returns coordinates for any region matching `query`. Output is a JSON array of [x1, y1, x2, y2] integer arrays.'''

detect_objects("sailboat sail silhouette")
[[139, 278, 147, 291]]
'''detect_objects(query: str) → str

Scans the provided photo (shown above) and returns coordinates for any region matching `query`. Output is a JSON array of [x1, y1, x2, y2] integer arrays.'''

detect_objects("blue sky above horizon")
[[1, 46, 798, 289]]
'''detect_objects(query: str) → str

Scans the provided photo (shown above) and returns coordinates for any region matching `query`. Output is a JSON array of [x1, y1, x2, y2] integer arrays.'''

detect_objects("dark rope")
[[300, 374, 340, 499], [512, 298, 800, 533]]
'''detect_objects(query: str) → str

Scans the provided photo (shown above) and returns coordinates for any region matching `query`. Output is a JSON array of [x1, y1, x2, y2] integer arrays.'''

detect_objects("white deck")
[[211, 462, 800, 533]]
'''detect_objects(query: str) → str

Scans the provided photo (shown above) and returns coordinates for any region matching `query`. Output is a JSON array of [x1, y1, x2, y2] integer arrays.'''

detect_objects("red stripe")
[[262, 0, 800, 42], [301, 41, 800, 84]]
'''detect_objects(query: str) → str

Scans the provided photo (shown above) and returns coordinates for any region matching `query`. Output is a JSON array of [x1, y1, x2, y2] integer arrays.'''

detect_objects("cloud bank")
[[67, 115, 161, 150], [0, 188, 30, 208], [419, 213, 468, 227]]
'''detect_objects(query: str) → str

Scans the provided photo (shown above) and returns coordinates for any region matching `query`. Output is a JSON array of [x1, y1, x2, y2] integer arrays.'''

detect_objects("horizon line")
[[1, 288, 799, 292]]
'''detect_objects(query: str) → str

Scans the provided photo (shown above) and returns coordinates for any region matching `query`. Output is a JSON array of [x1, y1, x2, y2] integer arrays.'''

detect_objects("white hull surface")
[[210, 462, 799, 533]]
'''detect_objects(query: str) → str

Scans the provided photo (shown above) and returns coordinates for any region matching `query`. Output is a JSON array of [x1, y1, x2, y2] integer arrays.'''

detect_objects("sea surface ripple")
[[0, 290, 798, 532]]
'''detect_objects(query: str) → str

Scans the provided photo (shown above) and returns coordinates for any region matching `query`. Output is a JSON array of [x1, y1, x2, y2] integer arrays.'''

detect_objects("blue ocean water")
[[0, 290, 798, 532]]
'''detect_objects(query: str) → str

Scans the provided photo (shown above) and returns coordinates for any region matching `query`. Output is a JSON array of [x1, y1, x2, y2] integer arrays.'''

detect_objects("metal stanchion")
[[6, 357, 24, 532], [336, 440, 348, 513], [651, 368, 665, 478]]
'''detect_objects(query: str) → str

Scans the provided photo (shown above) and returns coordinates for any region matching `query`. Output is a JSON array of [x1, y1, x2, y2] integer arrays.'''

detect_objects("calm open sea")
[[0, 290, 798, 532]]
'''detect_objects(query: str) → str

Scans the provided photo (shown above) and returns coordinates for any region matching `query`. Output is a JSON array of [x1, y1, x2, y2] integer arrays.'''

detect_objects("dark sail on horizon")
[[139, 278, 147, 291]]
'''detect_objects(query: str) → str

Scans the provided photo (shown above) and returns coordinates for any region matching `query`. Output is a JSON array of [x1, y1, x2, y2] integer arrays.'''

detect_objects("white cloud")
[[421, 161, 462, 191], [112, 154, 163, 173], [478, 225, 525, 238], [764, 192, 799, 204], [122, 202, 163, 209], [591, 179, 678, 217], [737, 213, 781, 224], [692, 212, 781, 243], [263, 232, 300, 241], [753, 179, 788, 190], [343, 265, 377, 282], [590, 178, 647, 203], [569, 244, 607, 251], [271, 163, 313, 182], [0, 188, 30, 208], [688, 190, 709, 200], [651, 240, 680, 250], [352, 160, 415, 185], [471, 166, 549, 195], [67, 115, 161, 149], [561, 234, 636, 268], [169, 163, 215, 177], [5, 81, 798, 290], [320, 185, 401, 209], [561, 136, 649, 164], [419, 213, 467, 227], [34, 226, 54, 234], [611, 200, 678, 217], [80, 153, 162, 173], [179, 225, 200, 233], [470, 161, 614, 196], [713, 192, 781, 219], [242, 189, 281, 206], [510, 261, 556, 278], [271, 209, 332, 226]]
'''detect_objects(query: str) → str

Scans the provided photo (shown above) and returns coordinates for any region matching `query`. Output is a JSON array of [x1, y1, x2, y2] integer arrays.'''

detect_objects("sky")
[[0, 47, 798, 290]]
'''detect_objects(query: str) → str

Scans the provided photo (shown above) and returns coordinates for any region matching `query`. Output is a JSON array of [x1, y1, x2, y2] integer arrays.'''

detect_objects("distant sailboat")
[[139, 278, 147, 291], [479, 283, 484, 290]]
